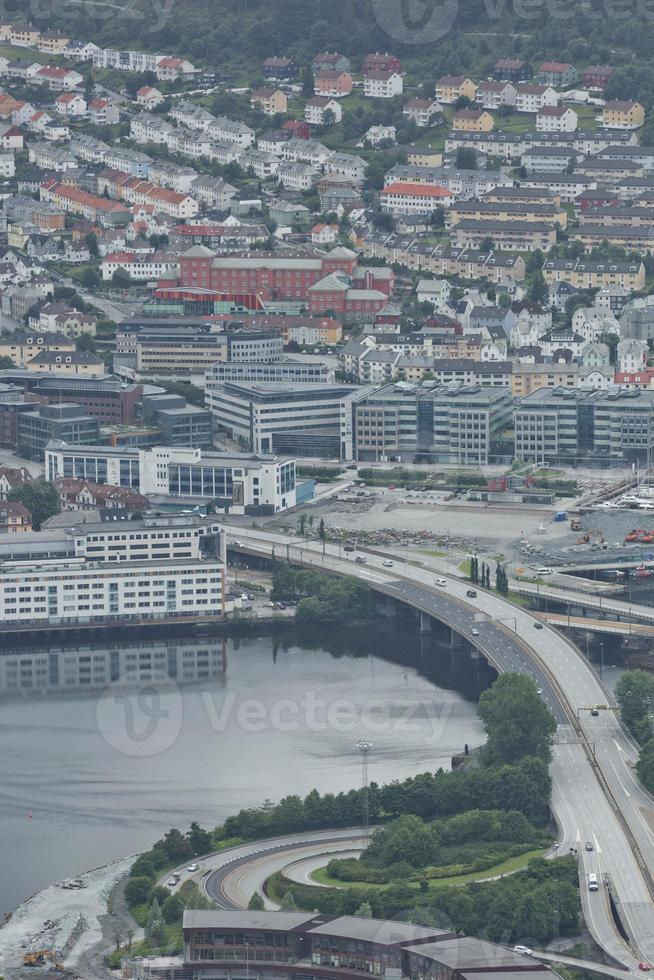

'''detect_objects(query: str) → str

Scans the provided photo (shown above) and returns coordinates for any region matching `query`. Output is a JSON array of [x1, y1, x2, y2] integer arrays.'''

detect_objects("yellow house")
[[250, 87, 288, 116], [407, 147, 443, 167], [435, 75, 477, 104], [452, 109, 494, 132], [602, 100, 645, 130]]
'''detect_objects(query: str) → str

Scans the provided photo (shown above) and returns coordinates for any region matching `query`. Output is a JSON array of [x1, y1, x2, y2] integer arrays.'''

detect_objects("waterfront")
[[0, 624, 491, 919]]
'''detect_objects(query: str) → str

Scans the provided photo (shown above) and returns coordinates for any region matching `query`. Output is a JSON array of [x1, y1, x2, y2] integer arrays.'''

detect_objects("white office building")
[[45, 443, 298, 514]]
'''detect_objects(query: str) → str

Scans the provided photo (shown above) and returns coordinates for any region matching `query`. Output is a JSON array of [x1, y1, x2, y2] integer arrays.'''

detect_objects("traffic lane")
[[204, 834, 365, 909], [384, 581, 568, 724], [221, 841, 362, 909], [552, 744, 644, 969]]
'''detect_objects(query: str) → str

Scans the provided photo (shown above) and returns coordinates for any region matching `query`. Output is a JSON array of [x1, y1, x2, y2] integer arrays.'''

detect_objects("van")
[[536, 567, 553, 575], [588, 873, 598, 891]]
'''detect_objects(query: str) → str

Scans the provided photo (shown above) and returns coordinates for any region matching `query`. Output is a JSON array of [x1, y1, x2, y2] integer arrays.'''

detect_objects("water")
[[0, 624, 490, 918]]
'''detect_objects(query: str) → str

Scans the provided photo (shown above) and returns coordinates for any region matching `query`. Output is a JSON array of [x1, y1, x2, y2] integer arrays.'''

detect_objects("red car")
[[638, 964, 651, 972]]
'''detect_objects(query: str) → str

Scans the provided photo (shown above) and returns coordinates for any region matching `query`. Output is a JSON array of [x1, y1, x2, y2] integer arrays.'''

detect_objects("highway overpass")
[[227, 528, 654, 971]]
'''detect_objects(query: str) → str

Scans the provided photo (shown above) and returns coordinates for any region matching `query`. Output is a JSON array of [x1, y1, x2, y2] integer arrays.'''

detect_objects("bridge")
[[537, 613, 654, 637], [227, 528, 654, 972], [514, 580, 654, 624]]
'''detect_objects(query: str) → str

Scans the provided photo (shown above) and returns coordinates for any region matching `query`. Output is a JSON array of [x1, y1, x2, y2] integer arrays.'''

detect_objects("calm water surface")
[[0, 624, 492, 917]]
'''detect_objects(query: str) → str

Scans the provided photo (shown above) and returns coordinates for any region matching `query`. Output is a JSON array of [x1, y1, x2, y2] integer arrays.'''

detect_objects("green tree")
[[8, 480, 60, 530], [455, 147, 477, 170], [161, 894, 185, 923], [280, 888, 298, 910], [355, 901, 373, 917], [186, 821, 212, 855], [478, 674, 557, 765], [81, 267, 102, 290], [145, 897, 166, 945], [248, 891, 265, 910], [615, 671, 654, 743], [125, 876, 154, 906], [498, 292, 511, 309], [636, 738, 654, 793], [76, 332, 97, 353], [112, 267, 132, 289], [85, 232, 99, 258], [528, 270, 548, 305], [0, 355, 15, 368]]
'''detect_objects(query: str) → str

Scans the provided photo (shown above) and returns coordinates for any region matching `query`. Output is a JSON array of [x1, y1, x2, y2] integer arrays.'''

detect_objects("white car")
[[513, 946, 533, 957], [187, 863, 200, 872], [167, 878, 177, 887], [382, 560, 393, 567], [471, 628, 480, 636]]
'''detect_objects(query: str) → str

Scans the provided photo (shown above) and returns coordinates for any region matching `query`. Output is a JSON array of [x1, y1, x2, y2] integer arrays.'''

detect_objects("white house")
[[416, 279, 451, 308], [55, 93, 87, 117], [360, 125, 396, 146], [136, 86, 164, 110], [536, 106, 578, 132], [572, 306, 621, 342], [402, 98, 442, 127], [475, 81, 517, 110], [515, 84, 558, 113], [363, 70, 403, 99], [617, 337, 648, 373], [305, 96, 342, 125], [277, 161, 319, 191]]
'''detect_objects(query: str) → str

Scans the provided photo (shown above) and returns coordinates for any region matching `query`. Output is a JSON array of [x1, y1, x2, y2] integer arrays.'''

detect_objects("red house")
[[581, 65, 614, 90], [362, 52, 401, 75], [282, 119, 311, 140]]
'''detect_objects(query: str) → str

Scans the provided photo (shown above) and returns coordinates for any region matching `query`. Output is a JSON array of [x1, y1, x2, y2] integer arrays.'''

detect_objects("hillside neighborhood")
[[0, 17, 652, 511]]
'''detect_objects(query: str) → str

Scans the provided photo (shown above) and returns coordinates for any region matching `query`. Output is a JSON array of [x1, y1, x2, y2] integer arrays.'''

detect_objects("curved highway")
[[227, 527, 654, 970]]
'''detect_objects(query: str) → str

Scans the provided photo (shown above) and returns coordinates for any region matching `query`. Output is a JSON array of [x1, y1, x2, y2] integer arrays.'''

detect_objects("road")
[[515, 581, 654, 624], [226, 527, 654, 969]]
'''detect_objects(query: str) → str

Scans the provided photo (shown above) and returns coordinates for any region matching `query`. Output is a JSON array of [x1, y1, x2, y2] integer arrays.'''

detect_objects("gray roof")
[[405, 938, 542, 970], [307, 916, 446, 945], [183, 910, 316, 930]]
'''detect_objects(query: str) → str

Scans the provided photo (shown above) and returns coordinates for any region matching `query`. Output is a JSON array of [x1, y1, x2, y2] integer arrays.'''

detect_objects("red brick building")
[[179, 248, 359, 301], [362, 52, 402, 74]]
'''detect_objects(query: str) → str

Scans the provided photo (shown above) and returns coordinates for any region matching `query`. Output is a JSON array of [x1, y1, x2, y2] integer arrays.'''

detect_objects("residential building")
[[312, 53, 351, 74], [494, 59, 533, 82], [515, 84, 558, 113], [537, 62, 578, 87], [0, 331, 75, 368], [403, 98, 442, 127], [88, 98, 120, 126], [379, 182, 452, 214], [262, 57, 298, 81], [363, 70, 403, 99], [0, 500, 31, 532], [435, 76, 477, 104], [250, 88, 288, 116], [475, 81, 517, 110], [582, 65, 614, 90], [25, 351, 105, 377], [314, 71, 353, 98], [305, 97, 342, 126], [452, 109, 494, 132], [603, 101, 645, 129], [136, 85, 164, 109], [449, 220, 556, 251], [536, 106, 578, 131]]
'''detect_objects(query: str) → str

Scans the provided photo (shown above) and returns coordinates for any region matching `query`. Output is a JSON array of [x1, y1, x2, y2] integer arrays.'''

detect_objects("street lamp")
[[599, 642, 604, 679], [356, 738, 373, 850]]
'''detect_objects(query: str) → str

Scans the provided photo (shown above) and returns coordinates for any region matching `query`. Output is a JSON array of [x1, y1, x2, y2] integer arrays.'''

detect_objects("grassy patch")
[[308, 848, 547, 891], [459, 558, 472, 576]]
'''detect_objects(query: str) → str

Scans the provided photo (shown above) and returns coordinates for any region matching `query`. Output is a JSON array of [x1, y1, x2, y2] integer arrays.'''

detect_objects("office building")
[[180, 911, 553, 980], [515, 386, 654, 465], [45, 443, 299, 514], [351, 382, 513, 464], [17, 403, 100, 459], [205, 381, 360, 459], [0, 515, 228, 629]]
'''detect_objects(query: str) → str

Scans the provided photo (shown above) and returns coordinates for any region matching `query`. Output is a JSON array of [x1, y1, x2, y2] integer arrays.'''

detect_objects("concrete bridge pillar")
[[419, 610, 432, 634]]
